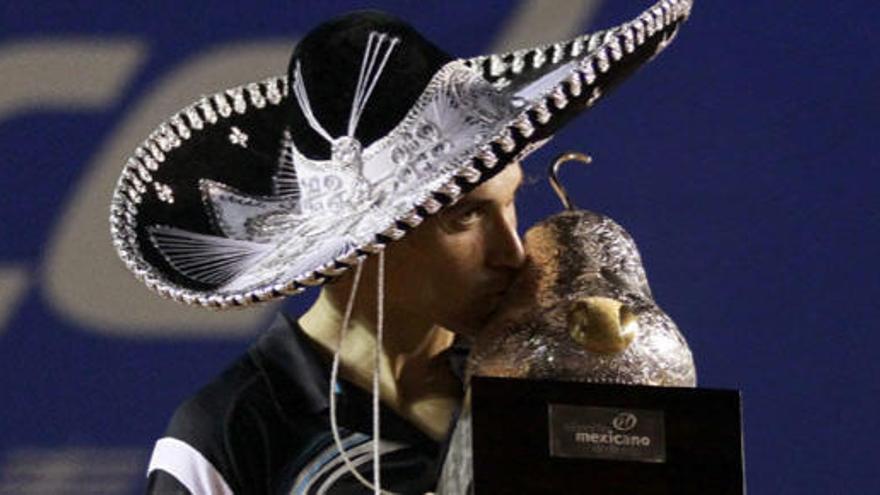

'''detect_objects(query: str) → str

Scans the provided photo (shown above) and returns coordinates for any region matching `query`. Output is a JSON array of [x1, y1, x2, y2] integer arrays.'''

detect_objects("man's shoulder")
[[147, 352, 277, 494], [165, 352, 264, 444], [167, 312, 328, 441], [146, 313, 335, 494]]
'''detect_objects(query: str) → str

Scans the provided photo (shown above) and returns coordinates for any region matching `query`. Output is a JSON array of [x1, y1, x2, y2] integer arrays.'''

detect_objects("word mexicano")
[[575, 431, 651, 447]]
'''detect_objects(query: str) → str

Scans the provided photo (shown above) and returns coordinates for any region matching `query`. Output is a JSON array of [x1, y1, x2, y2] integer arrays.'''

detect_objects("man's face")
[[385, 163, 526, 335]]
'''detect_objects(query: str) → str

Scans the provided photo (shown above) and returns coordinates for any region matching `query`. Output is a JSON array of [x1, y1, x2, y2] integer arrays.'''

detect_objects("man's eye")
[[454, 208, 483, 227]]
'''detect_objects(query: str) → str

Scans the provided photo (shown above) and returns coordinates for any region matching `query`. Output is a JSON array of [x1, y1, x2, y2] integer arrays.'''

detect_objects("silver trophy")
[[438, 153, 697, 494]]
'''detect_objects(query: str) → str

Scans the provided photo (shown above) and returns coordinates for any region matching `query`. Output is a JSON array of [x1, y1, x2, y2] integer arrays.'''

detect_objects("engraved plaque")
[[469, 377, 744, 494]]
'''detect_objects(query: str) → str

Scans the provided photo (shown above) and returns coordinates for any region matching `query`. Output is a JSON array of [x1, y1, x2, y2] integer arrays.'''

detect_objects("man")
[[109, 3, 693, 493], [145, 163, 524, 494]]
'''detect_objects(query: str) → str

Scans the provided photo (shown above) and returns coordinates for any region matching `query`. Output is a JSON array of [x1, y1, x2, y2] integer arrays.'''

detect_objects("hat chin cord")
[[328, 250, 396, 495]]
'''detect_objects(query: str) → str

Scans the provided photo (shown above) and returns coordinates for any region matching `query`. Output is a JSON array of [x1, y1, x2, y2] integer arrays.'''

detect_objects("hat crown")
[[286, 11, 452, 161]]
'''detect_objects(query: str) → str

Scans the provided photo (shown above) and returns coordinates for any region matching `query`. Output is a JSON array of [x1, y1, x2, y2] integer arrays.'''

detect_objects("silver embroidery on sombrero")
[[150, 58, 525, 292], [149, 226, 274, 285], [150, 31, 402, 289]]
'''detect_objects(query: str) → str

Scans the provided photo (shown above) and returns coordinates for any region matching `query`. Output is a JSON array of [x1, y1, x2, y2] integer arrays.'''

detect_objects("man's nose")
[[487, 209, 525, 269]]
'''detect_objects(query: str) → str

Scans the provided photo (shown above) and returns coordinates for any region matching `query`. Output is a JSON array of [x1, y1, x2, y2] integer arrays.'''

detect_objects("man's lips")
[[485, 274, 516, 296], [483, 285, 510, 307], [480, 284, 515, 318]]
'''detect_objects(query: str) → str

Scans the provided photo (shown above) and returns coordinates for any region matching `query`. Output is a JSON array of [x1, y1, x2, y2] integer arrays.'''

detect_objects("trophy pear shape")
[[469, 152, 696, 387]]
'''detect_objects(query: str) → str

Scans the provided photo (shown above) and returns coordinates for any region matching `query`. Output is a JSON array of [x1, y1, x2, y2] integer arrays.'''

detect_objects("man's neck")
[[299, 288, 461, 441]]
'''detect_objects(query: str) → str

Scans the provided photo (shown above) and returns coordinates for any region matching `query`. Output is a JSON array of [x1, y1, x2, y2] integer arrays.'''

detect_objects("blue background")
[[1, 1, 878, 493]]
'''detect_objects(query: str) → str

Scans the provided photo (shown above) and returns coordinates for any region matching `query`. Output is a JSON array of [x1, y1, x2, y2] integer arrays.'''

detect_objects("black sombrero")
[[110, 0, 693, 308]]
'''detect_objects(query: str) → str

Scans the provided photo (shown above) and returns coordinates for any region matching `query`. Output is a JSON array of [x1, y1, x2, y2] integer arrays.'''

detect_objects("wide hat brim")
[[110, 0, 693, 308]]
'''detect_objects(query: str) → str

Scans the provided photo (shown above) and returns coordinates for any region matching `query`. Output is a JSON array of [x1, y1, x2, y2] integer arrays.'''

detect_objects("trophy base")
[[469, 376, 744, 494]]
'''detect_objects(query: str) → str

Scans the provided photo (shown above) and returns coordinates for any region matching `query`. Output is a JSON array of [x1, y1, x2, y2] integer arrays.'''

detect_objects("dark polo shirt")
[[145, 313, 449, 495]]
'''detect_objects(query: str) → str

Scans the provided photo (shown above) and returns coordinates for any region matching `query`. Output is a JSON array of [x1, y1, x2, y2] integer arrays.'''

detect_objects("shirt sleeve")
[[145, 437, 234, 495], [146, 468, 193, 494]]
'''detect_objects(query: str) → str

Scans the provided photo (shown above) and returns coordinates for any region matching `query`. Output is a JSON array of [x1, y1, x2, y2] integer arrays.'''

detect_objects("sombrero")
[[110, 0, 693, 308]]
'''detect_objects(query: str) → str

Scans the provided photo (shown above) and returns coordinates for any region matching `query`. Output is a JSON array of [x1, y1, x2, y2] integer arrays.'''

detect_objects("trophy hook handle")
[[549, 151, 593, 210]]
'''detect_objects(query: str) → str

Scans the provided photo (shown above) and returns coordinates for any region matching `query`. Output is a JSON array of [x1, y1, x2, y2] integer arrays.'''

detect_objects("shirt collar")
[[251, 312, 330, 415], [250, 312, 444, 449]]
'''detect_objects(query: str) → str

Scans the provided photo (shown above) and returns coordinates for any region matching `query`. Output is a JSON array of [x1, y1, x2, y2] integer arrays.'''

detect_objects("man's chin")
[[441, 321, 479, 337], [446, 307, 501, 337]]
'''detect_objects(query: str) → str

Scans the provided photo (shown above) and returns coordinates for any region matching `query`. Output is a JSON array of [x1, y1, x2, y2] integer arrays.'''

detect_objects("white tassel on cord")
[[291, 61, 335, 144], [292, 31, 400, 148], [348, 32, 400, 137]]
